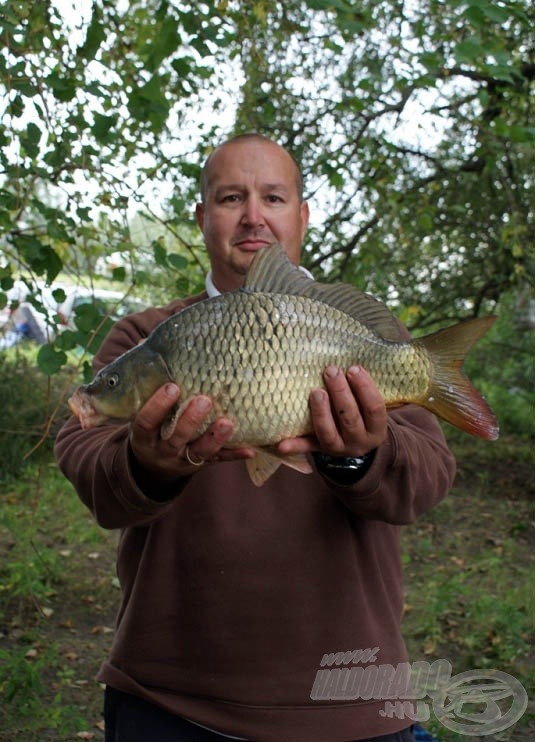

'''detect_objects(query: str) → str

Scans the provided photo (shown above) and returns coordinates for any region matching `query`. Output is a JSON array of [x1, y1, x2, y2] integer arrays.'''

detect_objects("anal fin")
[[246, 448, 313, 486]]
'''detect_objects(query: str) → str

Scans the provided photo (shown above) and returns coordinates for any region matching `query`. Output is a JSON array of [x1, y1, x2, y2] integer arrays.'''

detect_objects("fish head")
[[68, 343, 173, 429]]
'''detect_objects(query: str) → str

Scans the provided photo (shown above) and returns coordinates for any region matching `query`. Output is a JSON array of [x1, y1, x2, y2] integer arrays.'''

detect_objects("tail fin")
[[417, 316, 499, 440]]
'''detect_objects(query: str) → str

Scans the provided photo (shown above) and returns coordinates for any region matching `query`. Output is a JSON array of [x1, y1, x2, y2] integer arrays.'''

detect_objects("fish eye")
[[107, 373, 120, 388]]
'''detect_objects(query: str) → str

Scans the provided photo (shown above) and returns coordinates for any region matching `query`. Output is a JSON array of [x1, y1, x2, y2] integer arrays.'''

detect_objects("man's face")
[[196, 139, 309, 292]]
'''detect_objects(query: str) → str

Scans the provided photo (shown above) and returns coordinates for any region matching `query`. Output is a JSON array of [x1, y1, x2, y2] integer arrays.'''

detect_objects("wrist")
[[314, 450, 376, 486], [128, 444, 189, 501]]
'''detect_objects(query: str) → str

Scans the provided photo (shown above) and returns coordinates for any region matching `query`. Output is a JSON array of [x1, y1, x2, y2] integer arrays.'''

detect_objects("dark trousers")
[[104, 686, 415, 742]]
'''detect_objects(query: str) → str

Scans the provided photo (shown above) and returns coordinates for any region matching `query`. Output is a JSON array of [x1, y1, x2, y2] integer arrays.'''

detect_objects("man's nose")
[[240, 196, 265, 226]]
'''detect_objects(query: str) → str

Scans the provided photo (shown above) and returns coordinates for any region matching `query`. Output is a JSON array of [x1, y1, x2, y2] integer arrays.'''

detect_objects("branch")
[[308, 213, 380, 271]]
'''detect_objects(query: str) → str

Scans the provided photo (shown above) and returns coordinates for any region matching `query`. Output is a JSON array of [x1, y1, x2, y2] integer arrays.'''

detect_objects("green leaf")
[[26, 122, 41, 143], [20, 122, 42, 159], [11, 79, 39, 96], [73, 302, 103, 333], [46, 219, 72, 242], [464, 5, 486, 27], [144, 17, 182, 71], [179, 162, 201, 180], [0, 271, 14, 291], [127, 76, 170, 132], [153, 241, 168, 267], [78, 8, 106, 60], [0, 189, 18, 210], [9, 93, 24, 117], [76, 206, 92, 222], [47, 71, 77, 102], [482, 63, 515, 84], [0, 210, 11, 229], [174, 276, 190, 294], [112, 266, 126, 282], [171, 56, 192, 77], [304, 0, 343, 10], [37, 344, 67, 375], [91, 113, 117, 142], [167, 253, 188, 271], [134, 270, 149, 285], [482, 3, 510, 23], [82, 360, 93, 384], [43, 142, 69, 168], [14, 236, 63, 283], [52, 287, 67, 304], [54, 329, 78, 351], [454, 36, 484, 64]]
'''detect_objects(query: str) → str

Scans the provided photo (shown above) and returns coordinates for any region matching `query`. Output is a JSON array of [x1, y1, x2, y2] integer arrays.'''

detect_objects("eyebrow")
[[262, 183, 290, 193], [214, 183, 290, 195]]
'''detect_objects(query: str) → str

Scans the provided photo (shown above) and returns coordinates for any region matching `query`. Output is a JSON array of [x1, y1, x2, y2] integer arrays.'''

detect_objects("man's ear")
[[300, 200, 310, 241], [195, 202, 204, 230]]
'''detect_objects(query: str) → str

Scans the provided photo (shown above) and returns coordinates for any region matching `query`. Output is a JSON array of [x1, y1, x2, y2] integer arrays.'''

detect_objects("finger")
[[346, 366, 387, 436], [309, 386, 345, 451], [132, 383, 181, 440], [280, 373, 355, 455], [322, 366, 364, 439], [185, 417, 234, 460], [278, 433, 319, 456], [183, 418, 256, 464], [164, 395, 213, 448]]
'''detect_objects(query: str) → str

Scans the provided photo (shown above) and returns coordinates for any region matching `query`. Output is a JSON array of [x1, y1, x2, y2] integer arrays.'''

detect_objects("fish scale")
[[68, 244, 498, 486], [148, 291, 427, 446]]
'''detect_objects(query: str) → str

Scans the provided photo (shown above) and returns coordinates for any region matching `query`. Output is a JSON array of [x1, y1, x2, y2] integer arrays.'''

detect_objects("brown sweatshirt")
[[55, 294, 456, 742]]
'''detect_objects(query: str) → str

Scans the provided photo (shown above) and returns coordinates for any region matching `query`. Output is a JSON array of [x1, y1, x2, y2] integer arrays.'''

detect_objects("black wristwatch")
[[313, 450, 376, 486]]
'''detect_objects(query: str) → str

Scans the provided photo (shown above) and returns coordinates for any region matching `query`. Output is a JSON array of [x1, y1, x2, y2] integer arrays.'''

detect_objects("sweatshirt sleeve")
[[322, 405, 457, 525]]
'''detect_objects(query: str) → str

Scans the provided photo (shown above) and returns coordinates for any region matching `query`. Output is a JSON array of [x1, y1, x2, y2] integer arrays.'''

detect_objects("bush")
[[0, 349, 72, 481], [462, 295, 535, 439]]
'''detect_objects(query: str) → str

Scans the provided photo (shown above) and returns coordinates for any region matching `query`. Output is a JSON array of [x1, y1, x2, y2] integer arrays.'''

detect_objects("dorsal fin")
[[244, 243, 403, 341]]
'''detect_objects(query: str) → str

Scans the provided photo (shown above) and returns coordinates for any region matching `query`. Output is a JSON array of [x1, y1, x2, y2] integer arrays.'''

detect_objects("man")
[[55, 134, 456, 741]]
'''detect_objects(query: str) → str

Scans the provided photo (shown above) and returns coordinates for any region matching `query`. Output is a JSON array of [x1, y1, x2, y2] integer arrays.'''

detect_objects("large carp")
[[68, 244, 498, 485]]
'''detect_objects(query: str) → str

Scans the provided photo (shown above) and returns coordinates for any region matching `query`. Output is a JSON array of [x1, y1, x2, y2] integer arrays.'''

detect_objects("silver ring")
[[185, 446, 205, 466]]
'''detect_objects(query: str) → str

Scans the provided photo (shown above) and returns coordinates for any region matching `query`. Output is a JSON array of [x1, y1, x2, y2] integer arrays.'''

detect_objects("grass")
[[401, 431, 534, 740], [0, 433, 533, 740], [0, 463, 117, 740]]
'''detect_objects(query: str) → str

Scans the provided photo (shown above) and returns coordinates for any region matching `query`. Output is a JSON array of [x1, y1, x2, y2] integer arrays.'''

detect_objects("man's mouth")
[[234, 237, 273, 251]]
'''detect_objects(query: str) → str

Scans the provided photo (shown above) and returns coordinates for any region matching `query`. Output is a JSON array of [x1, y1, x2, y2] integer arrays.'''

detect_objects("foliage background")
[[1, 0, 533, 444], [0, 3, 533, 739]]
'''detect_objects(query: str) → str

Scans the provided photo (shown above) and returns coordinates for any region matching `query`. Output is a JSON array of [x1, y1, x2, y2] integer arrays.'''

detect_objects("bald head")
[[200, 133, 304, 204]]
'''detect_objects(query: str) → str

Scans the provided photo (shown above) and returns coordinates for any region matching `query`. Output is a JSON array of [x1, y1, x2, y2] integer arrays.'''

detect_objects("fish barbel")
[[68, 244, 498, 485]]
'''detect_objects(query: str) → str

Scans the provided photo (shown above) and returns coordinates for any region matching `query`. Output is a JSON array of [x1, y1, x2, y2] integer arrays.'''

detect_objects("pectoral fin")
[[160, 397, 196, 440]]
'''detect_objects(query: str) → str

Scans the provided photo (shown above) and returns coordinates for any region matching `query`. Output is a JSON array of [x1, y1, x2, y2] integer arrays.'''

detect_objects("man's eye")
[[220, 194, 240, 203], [266, 194, 284, 203]]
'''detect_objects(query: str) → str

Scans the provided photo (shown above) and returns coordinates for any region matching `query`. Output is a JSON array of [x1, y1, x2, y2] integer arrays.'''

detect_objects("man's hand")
[[278, 366, 387, 458], [129, 383, 254, 481]]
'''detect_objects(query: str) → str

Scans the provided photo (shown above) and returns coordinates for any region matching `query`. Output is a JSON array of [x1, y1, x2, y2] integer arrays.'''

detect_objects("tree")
[[231, 0, 534, 327], [0, 0, 234, 370], [1, 0, 533, 378]]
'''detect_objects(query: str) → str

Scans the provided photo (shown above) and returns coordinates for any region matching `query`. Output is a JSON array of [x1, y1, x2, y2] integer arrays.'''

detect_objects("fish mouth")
[[68, 388, 108, 429]]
